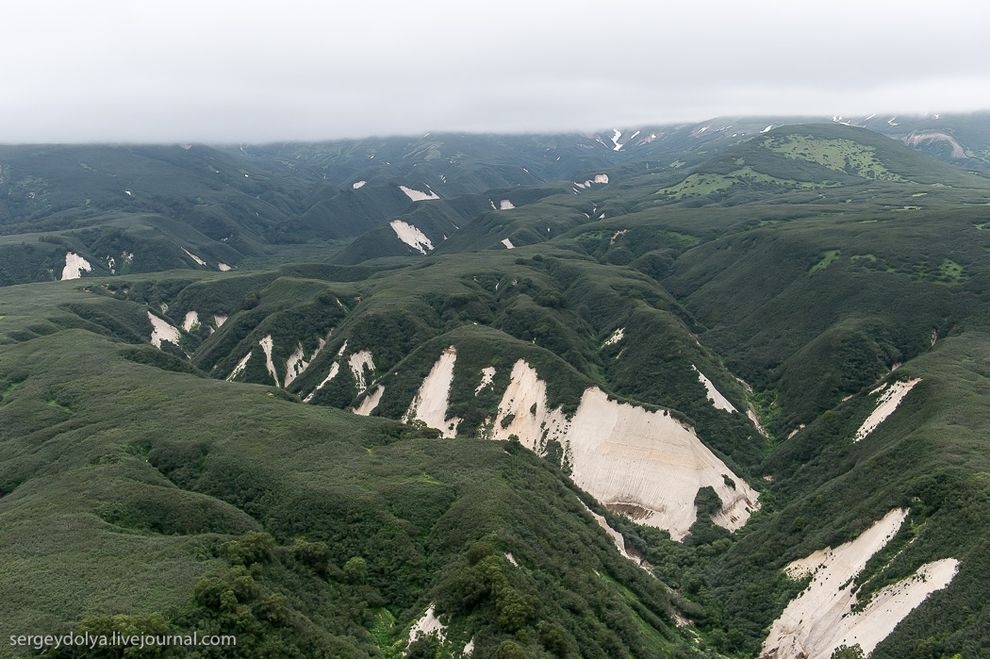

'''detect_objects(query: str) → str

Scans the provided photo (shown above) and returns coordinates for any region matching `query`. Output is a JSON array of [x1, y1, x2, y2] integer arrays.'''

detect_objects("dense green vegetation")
[[2, 118, 990, 657]]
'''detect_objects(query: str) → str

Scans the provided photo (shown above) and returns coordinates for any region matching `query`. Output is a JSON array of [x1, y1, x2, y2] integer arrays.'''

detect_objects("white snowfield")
[[488, 360, 759, 541], [693, 365, 738, 413], [399, 185, 440, 202], [181, 247, 207, 267], [500, 238, 515, 249], [304, 362, 340, 403], [284, 336, 328, 387], [348, 350, 376, 393], [181, 311, 200, 332], [147, 312, 181, 348], [352, 180, 366, 189], [404, 346, 462, 437], [353, 384, 384, 416], [854, 378, 921, 441], [407, 604, 446, 646], [61, 252, 93, 280], [762, 508, 959, 659], [259, 334, 278, 386], [389, 219, 434, 255]]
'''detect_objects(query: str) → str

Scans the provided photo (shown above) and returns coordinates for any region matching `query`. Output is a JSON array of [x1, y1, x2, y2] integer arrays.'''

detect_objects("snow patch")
[[854, 378, 921, 441], [181, 311, 200, 332], [404, 346, 462, 437], [348, 350, 375, 393], [147, 312, 181, 349], [499, 199, 515, 210], [181, 247, 207, 267], [693, 365, 738, 413], [762, 124, 774, 133], [60, 252, 92, 280], [389, 219, 434, 255], [259, 334, 279, 386], [217, 262, 232, 272], [475, 366, 496, 395], [399, 185, 440, 202], [593, 173, 609, 184], [352, 180, 366, 189], [609, 229, 627, 245], [762, 509, 958, 659], [500, 238, 515, 249], [610, 128, 624, 151], [353, 384, 385, 416], [487, 360, 759, 541]]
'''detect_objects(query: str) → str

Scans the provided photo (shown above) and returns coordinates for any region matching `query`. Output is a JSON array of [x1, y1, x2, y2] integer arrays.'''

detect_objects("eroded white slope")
[[854, 378, 921, 441], [580, 501, 643, 566], [304, 362, 340, 403], [389, 219, 434, 254], [693, 365, 738, 413], [489, 360, 759, 540], [348, 350, 375, 393], [182, 311, 200, 332], [475, 366, 496, 395], [763, 509, 958, 659], [404, 346, 462, 437], [226, 352, 251, 382], [353, 384, 384, 416], [407, 604, 446, 646], [181, 247, 207, 266], [61, 252, 93, 280], [147, 312, 180, 348], [500, 238, 515, 249], [399, 185, 440, 202], [259, 334, 278, 386], [284, 336, 328, 387], [499, 199, 515, 210], [603, 328, 624, 347]]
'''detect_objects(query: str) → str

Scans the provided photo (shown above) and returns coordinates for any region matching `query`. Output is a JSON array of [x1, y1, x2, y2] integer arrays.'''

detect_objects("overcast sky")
[[2, 0, 989, 143]]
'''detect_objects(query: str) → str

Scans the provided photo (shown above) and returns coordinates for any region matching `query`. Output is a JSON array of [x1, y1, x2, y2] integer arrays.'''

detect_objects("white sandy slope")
[[474, 366, 496, 395], [500, 238, 515, 249], [603, 328, 624, 347], [304, 362, 340, 403], [404, 346, 462, 437], [693, 365, 738, 413], [217, 262, 232, 272], [762, 508, 959, 659], [226, 352, 252, 382], [259, 334, 278, 386], [181, 311, 200, 332], [389, 219, 434, 254], [399, 185, 440, 202], [284, 336, 328, 387], [854, 378, 921, 441], [353, 384, 385, 416], [214, 314, 228, 327], [407, 604, 446, 646], [488, 360, 759, 541], [348, 350, 375, 393], [61, 252, 93, 280], [181, 247, 207, 267], [580, 501, 643, 566], [147, 312, 181, 348]]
